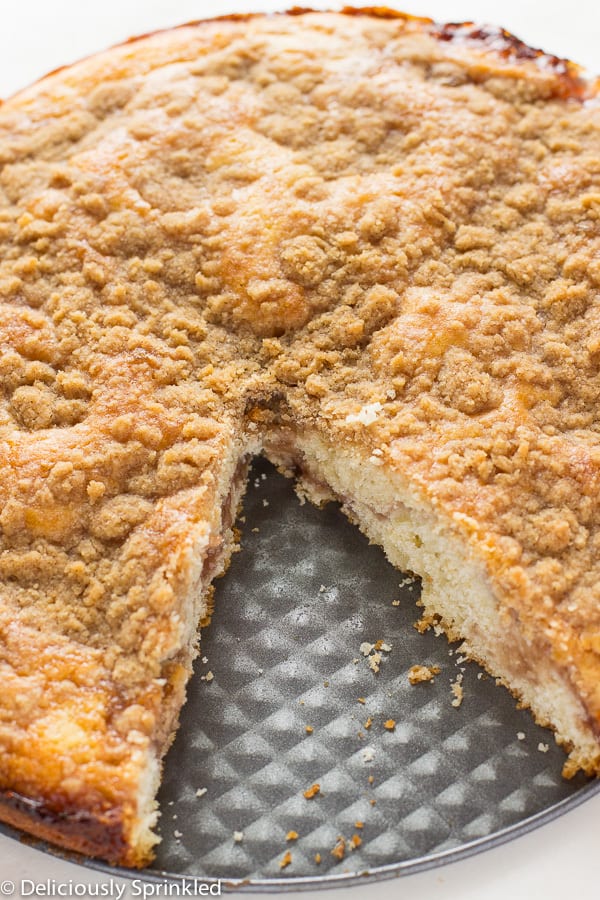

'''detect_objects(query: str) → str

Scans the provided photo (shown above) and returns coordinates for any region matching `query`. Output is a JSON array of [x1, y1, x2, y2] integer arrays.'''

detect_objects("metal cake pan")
[[2, 457, 597, 890]]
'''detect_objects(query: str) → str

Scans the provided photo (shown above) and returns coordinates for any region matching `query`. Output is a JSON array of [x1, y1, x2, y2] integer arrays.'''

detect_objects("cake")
[[0, 7, 599, 867]]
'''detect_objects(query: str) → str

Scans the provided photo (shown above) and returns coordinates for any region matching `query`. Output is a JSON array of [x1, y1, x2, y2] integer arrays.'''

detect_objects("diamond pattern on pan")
[[152, 457, 591, 881]]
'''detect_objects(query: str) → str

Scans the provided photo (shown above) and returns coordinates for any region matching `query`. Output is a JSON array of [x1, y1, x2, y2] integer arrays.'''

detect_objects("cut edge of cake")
[[265, 429, 600, 779]]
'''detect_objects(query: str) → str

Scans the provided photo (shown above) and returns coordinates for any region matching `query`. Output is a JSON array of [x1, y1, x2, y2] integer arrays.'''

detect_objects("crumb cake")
[[0, 7, 599, 867]]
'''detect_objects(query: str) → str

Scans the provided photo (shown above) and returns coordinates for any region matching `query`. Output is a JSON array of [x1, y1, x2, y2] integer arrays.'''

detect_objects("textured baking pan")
[[2, 457, 597, 889]]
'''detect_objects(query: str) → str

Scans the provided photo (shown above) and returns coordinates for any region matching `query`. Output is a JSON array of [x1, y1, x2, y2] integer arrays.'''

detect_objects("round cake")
[[0, 7, 599, 867]]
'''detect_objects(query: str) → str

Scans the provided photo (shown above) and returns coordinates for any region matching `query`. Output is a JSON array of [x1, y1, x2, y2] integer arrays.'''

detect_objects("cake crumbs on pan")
[[408, 664, 440, 684], [369, 652, 382, 674], [451, 674, 464, 707], [280, 851, 292, 869], [286, 830, 299, 842], [331, 837, 346, 861], [360, 639, 391, 673], [384, 718, 396, 731], [374, 640, 392, 652], [303, 783, 320, 799], [233, 831, 244, 843]]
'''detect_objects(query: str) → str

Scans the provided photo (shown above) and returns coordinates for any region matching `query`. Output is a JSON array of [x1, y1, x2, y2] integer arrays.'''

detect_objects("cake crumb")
[[314, 853, 322, 865], [233, 831, 244, 843], [360, 642, 374, 656], [305, 725, 313, 734], [331, 837, 346, 861], [280, 851, 292, 869], [350, 833, 362, 849], [517, 732, 526, 741], [174, 830, 183, 839], [357, 697, 366, 704], [451, 674, 464, 707], [538, 742, 549, 753], [392, 599, 401, 607], [369, 652, 382, 674], [286, 830, 299, 842], [303, 783, 320, 799], [364, 716, 373, 730], [362, 747, 375, 762], [196, 787, 207, 798], [355, 821, 364, 829], [408, 664, 440, 684], [384, 718, 396, 731]]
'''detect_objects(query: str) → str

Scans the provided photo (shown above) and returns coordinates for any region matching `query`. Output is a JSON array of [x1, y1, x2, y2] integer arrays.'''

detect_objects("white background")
[[1, 2, 599, 898]]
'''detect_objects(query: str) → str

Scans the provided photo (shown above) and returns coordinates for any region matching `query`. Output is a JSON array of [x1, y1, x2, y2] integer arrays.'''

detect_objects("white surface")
[[0, 1, 598, 898]]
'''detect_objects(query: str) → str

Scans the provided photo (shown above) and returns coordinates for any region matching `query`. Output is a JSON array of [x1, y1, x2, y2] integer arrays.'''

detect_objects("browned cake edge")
[[3, 6, 596, 107], [0, 791, 135, 866]]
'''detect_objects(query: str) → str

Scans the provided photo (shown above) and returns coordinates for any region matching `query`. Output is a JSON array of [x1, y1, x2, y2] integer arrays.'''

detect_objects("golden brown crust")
[[0, 6, 599, 866], [0, 791, 132, 866]]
